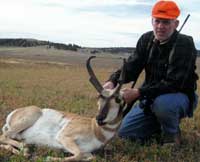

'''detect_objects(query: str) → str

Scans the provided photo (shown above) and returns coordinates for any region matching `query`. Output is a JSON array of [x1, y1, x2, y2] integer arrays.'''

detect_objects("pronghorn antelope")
[[0, 56, 126, 162]]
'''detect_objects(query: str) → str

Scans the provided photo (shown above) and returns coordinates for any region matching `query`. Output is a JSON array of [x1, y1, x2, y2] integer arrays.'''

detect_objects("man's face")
[[152, 18, 179, 42]]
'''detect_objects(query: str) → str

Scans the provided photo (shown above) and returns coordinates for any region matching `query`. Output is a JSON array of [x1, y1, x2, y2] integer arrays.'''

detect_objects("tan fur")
[[3, 106, 42, 138], [0, 102, 123, 162]]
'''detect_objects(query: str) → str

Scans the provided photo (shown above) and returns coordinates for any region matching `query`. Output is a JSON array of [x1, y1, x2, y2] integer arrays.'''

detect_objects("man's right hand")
[[121, 88, 140, 104], [103, 81, 114, 89]]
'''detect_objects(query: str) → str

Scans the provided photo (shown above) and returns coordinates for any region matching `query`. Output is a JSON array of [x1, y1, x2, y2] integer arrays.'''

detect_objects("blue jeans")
[[118, 93, 198, 139]]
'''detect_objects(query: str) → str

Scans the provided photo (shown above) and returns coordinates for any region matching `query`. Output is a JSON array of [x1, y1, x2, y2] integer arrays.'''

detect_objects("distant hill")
[[88, 47, 200, 56], [86, 47, 135, 55], [0, 38, 199, 55], [0, 38, 135, 55], [0, 38, 81, 51]]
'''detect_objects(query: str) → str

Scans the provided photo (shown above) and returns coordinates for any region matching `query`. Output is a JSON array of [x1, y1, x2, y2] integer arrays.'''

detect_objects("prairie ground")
[[0, 47, 200, 162]]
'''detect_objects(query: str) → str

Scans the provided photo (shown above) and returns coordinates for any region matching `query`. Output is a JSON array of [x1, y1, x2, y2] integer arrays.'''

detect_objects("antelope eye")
[[115, 97, 121, 103]]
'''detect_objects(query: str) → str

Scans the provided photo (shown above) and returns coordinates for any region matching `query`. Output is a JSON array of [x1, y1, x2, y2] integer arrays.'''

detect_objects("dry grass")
[[0, 47, 200, 162]]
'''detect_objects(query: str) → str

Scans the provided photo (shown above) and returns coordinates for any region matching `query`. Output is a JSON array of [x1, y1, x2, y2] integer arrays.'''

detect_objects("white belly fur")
[[21, 109, 70, 149]]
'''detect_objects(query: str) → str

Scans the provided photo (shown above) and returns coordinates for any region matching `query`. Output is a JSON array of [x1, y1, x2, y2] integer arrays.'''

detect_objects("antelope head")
[[86, 56, 125, 126]]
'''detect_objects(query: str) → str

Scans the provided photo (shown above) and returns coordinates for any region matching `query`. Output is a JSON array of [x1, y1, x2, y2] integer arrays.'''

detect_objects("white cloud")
[[0, 0, 199, 48]]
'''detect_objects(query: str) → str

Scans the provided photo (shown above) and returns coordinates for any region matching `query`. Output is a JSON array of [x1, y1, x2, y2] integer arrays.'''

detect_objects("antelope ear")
[[101, 89, 111, 98], [110, 58, 126, 97]]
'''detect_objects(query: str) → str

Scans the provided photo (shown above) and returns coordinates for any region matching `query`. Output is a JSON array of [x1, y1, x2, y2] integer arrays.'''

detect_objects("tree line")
[[0, 39, 81, 51]]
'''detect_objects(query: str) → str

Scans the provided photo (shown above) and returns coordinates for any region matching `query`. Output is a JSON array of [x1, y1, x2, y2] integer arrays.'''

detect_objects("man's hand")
[[103, 81, 114, 89], [122, 88, 140, 104]]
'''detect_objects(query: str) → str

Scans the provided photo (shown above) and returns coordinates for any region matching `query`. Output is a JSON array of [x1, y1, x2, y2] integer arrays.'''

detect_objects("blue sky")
[[0, 0, 199, 49]]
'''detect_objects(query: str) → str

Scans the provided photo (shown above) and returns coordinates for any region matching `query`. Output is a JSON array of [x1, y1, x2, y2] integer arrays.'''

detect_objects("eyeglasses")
[[152, 19, 174, 25]]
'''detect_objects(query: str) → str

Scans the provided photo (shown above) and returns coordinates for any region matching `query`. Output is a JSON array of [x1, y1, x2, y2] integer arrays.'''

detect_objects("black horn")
[[86, 56, 103, 93]]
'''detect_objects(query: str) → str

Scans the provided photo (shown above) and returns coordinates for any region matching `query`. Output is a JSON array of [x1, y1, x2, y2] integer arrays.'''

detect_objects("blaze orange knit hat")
[[152, 0, 180, 19]]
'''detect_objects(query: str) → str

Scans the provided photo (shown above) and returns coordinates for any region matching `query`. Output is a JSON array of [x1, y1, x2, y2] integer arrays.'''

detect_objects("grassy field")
[[0, 47, 200, 162]]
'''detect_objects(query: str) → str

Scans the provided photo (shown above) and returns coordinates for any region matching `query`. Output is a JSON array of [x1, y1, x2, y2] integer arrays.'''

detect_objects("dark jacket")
[[108, 30, 199, 116]]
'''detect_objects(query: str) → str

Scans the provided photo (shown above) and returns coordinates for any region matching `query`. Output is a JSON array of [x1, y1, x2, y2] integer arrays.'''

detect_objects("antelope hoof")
[[19, 144, 30, 157], [23, 148, 30, 157], [81, 153, 94, 161]]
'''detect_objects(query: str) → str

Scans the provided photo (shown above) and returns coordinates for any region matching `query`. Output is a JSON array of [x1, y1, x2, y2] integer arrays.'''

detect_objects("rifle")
[[122, 14, 191, 117]]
